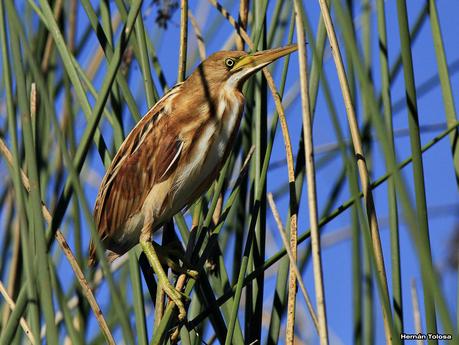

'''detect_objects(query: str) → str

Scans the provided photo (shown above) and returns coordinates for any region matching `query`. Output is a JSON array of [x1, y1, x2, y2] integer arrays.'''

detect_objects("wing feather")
[[89, 87, 184, 265]]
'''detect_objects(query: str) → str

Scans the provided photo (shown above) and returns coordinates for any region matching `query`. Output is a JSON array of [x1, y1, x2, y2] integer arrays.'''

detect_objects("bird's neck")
[[216, 85, 245, 122]]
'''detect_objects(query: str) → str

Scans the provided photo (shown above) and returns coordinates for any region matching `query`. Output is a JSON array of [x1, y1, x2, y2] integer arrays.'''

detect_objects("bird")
[[89, 44, 297, 319]]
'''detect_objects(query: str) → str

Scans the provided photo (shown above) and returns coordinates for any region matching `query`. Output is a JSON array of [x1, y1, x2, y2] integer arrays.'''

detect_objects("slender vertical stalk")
[[344, 0, 356, 108], [22, 80, 58, 343], [427, 0, 459, 187], [293, 3, 328, 344], [49, 262, 82, 345], [100, 0, 124, 148], [362, 4, 377, 327], [11, 18, 59, 340], [40, 0, 63, 73], [1, 211, 20, 328], [178, 0, 188, 82], [361, 0, 373, 143], [236, 0, 248, 50], [247, 0, 267, 341], [395, 1, 437, 341], [129, 253, 148, 345], [33, 0, 112, 166], [0, 285, 30, 344], [0, 2, 40, 342], [376, 0, 403, 337], [225, 222, 254, 345], [0, 281, 35, 344], [267, 0, 289, 47], [267, 13, 297, 345], [322, 68, 368, 345], [134, 7, 156, 106], [188, 11, 206, 60], [363, 239, 374, 344], [317, 1, 393, 344], [410, 279, 423, 345], [267, 194, 320, 332], [80, 0, 143, 121]]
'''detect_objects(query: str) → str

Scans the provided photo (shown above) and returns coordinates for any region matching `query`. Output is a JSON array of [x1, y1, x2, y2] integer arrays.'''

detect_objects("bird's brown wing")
[[89, 87, 183, 265]]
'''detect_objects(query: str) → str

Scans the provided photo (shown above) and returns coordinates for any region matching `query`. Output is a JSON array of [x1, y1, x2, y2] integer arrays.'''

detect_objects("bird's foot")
[[158, 276, 189, 320], [152, 241, 199, 280], [140, 240, 191, 320]]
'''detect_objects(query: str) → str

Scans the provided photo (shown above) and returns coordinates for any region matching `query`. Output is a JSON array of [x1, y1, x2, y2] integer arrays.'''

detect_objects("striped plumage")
[[89, 51, 248, 265], [88, 45, 297, 319]]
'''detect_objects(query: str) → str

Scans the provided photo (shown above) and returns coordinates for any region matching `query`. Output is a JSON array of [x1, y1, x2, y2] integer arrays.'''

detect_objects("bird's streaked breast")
[[168, 87, 244, 215]]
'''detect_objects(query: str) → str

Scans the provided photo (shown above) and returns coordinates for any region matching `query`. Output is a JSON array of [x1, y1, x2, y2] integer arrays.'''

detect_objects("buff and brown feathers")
[[89, 51, 248, 266], [88, 46, 298, 266]]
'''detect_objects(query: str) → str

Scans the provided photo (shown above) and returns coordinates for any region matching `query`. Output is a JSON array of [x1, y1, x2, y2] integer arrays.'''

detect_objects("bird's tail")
[[88, 241, 119, 267], [87, 240, 98, 267]]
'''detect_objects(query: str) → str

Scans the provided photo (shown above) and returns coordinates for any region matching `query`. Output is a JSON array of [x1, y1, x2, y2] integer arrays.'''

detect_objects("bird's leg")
[[140, 236, 189, 320], [152, 241, 198, 279]]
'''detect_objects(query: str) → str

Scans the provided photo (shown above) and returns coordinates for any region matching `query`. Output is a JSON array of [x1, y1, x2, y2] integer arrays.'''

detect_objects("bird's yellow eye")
[[225, 58, 235, 68]]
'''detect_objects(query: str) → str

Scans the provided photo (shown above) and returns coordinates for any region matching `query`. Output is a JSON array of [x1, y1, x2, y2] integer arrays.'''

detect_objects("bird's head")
[[189, 44, 298, 94]]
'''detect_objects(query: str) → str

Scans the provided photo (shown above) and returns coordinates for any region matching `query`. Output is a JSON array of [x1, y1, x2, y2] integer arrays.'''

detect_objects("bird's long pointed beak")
[[231, 44, 298, 73]]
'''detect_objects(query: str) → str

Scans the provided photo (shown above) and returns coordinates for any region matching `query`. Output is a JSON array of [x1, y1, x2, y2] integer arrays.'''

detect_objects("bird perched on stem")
[[89, 44, 297, 319]]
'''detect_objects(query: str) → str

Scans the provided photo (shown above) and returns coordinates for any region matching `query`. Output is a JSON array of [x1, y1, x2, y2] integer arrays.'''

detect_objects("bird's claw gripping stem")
[[140, 240, 189, 319], [152, 241, 199, 280]]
